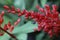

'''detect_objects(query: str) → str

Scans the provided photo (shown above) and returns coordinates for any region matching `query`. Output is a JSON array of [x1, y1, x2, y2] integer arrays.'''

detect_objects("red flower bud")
[[3, 5, 10, 10]]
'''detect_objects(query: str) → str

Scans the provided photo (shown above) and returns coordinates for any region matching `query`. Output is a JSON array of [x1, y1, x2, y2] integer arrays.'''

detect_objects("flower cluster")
[[4, 18, 20, 32], [0, 11, 20, 36], [0, 11, 4, 36], [3, 4, 60, 38]]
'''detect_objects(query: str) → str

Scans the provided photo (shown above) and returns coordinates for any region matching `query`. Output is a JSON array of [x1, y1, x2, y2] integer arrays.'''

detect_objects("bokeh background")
[[0, 0, 60, 40]]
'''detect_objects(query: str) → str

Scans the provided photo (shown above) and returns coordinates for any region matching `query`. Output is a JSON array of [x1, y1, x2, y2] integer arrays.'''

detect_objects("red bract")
[[9, 25, 14, 32], [14, 18, 21, 26], [16, 8, 21, 13], [4, 24, 8, 30], [52, 5, 57, 10], [39, 8, 44, 12], [0, 11, 4, 25], [3, 4, 60, 38], [7, 22, 11, 29], [45, 4, 50, 10], [0, 17, 3, 24], [3, 5, 10, 10]]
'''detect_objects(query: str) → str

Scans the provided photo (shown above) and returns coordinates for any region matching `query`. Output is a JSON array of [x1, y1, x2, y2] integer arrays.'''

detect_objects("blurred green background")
[[0, 0, 60, 40]]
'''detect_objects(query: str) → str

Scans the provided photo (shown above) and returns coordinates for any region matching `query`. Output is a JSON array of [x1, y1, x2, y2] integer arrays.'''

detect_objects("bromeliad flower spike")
[[1, 4, 60, 39]]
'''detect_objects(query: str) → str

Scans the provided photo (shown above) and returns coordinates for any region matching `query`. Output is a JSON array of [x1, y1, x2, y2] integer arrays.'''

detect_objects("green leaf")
[[30, 0, 38, 10], [13, 21, 38, 34], [14, 0, 25, 10], [0, 33, 10, 40], [17, 33, 27, 40], [41, 0, 47, 7]]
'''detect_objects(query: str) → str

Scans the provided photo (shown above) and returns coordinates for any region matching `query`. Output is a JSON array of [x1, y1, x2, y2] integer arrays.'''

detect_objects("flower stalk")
[[0, 26, 18, 40]]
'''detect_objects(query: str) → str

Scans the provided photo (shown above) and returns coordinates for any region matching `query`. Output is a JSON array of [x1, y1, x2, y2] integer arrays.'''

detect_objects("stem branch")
[[0, 27, 18, 40]]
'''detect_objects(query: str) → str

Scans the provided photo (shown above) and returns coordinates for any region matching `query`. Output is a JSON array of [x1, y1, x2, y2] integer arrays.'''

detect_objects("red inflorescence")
[[0, 10, 21, 36], [3, 4, 60, 38]]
